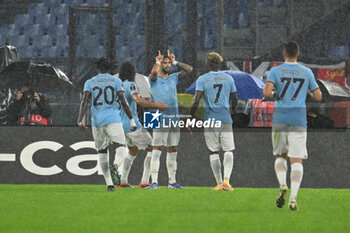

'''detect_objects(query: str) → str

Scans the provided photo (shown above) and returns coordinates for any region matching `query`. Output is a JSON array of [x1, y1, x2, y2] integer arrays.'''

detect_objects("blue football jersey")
[[196, 71, 236, 124], [267, 63, 319, 128], [83, 74, 124, 127], [119, 80, 142, 134], [149, 72, 179, 122]]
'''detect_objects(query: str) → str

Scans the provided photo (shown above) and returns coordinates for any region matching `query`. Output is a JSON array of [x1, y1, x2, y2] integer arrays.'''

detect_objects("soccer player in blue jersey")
[[77, 57, 137, 192], [263, 41, 322, 210], [116, 61, 167, 188], [148, 50, 193, 189], [190, 52, 238, 191]]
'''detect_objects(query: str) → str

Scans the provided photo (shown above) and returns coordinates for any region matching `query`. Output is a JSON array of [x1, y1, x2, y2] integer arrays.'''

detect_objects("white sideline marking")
[[0, 154, 16, 161]]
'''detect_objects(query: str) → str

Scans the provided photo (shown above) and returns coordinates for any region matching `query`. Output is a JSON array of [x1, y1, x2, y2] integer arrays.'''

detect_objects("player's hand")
[[77, 121, 88, 130], [187, 125, 192, 134], [167, 50, 175, 63], [230, 106, 234, 115], [154, 102, 167, 111], [187, 116, 195, 134], [155, 50, 164, 63], [34, 92, 40, 102], [16, 91, 23, 100], [130, 118, 137, 131]]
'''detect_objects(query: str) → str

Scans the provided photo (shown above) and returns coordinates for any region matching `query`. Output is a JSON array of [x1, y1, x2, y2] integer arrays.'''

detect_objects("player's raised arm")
[[131, 93, 167, 111], [167, 50, 193, 78], [77, 91, 91, 129], [117, 90, 137, 131], [150, 50, 164, 81]]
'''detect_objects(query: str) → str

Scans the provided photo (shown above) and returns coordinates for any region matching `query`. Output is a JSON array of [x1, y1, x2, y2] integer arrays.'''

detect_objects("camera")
[[23, 90, 35, 100]]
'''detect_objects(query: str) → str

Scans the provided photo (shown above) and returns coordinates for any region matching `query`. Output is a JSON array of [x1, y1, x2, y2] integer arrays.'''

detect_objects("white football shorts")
[[125, 127, 152, 150], [272, 123, 308, 159], [204, 123, 235, 152], [152, 126, 180, 147], [92, 123, 125, 151]]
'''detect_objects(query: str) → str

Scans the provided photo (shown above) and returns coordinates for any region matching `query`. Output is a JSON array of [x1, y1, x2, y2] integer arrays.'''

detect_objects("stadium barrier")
[[0, 126, 349, 188]]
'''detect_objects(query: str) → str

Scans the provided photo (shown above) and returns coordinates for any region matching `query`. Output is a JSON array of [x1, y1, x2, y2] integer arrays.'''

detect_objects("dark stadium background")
[[0, 3, 350, 233], [0, 0, 349, 188], [0, 0, 349, 126]]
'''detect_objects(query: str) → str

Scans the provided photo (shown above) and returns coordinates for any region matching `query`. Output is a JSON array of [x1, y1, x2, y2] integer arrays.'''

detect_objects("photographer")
[[7, 86, 52, 126]]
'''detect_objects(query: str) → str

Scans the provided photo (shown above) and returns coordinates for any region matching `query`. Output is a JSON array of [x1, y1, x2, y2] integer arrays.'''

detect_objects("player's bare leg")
[[150, 145, 163, 189], [210, 151, 223, 191], [222, 150, 234, 191], [139, 146, 152, 188], [167, 146, 183, 189], [275, 153, 288, 208], [288, 157, 303, 211], [98, 147, 115, 191], [119, 146, 138, 188]]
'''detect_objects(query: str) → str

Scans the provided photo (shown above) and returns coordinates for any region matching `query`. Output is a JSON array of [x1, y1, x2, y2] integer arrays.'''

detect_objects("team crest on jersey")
[[130, 85, 136, 90]]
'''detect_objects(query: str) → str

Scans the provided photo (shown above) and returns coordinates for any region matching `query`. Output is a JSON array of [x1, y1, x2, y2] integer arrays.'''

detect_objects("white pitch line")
[[0, 154, 16, 161]]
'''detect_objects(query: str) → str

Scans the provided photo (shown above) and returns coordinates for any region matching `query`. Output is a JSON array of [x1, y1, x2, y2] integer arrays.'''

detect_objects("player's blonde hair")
[[206, 52, 223, 70]]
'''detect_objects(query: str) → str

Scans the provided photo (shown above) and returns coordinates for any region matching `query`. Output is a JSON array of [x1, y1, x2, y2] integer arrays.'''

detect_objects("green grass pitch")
[[0, 185, 349, 233]]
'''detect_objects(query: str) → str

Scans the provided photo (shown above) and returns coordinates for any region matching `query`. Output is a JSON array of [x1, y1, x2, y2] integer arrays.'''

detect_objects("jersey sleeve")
[[129, 82, 139, 96], [230, 76, 237, 93], [115, 78, 124, 92], [83, 80, 91, 92], [307, 69, 319, 91], [266, 69, 276, 84], [195, 76, 204, 92], [171, 72, 180, 85]]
